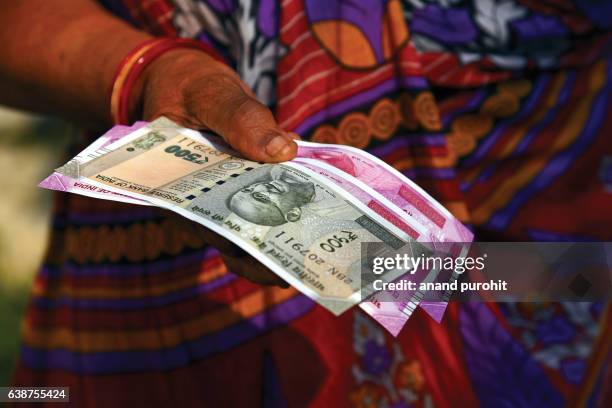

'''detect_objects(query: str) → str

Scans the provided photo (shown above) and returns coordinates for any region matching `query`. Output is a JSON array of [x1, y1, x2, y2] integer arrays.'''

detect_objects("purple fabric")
[[207, 0, 237, 14], [33, 274, 239, 310], [460, 303, 564, 407], [512, 13, 569, 41], [488, 65, 610, 230], [460, 73, 555, 170], [21, 295, 314, 374], [369, 134, 448, 157], [305, 0, 387, 62], [411, 5, 477, 44], [258, 0, 278, 38], [460, 74, 575, 192]]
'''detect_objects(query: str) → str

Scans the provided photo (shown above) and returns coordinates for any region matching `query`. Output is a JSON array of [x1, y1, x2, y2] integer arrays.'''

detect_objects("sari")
[[12, 1, 612, 406]]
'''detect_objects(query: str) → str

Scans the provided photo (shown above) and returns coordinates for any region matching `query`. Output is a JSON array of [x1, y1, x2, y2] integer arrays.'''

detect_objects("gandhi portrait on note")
[[229, 166, 316, 226]]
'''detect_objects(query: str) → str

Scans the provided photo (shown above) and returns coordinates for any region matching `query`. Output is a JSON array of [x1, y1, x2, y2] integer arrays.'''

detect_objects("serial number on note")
[[0, 387, 69, 402]]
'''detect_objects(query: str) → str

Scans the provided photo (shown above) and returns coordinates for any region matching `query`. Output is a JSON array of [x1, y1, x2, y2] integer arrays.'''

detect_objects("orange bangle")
[[109, 37, 226, 125], [109, 38, 164, 125]]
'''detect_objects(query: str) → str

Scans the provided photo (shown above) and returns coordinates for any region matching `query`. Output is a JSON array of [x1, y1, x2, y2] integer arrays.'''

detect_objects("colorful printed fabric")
[[12, 1, 612, 407]]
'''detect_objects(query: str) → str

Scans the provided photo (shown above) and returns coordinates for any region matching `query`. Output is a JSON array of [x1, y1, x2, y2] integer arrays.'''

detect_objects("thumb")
[[195, 77, 297, 163]]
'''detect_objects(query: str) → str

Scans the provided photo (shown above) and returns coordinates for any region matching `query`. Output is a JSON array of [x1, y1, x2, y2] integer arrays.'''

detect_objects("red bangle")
[[109, 37, 226, 125]]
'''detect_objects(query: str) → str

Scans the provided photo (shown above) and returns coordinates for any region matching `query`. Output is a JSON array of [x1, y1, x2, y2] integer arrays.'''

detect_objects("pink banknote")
[[39, 123, 149, 204], [292, 159, 446, 335], [293, 158, 464, 334], [292, 159, 428, 242], [296, 142, 473, 243], [296, 142, 473, 329]]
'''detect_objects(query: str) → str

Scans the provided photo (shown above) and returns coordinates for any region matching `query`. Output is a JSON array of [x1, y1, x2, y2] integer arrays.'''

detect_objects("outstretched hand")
[[137, 49, 298, 287]]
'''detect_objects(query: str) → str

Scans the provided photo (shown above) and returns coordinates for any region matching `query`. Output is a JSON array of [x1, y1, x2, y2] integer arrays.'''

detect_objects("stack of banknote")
[[40, 118, 473, 336]]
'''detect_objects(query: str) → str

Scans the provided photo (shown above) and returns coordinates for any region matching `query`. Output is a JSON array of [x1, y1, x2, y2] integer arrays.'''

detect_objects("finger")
[[176, 215, 287, 286], [200, 229, 246, 257], [223, 255, 288, 287], [202, 228, 287, 286], [191, 75, 297, 163], [219, 96, 297, 163], [170, 215, 245, 257]]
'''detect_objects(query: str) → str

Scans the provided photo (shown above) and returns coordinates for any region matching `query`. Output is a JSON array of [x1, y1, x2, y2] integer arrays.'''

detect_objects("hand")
[[137, 49, 299, 161], [201, 229, 289, 288], [136, 49, 296, 287]]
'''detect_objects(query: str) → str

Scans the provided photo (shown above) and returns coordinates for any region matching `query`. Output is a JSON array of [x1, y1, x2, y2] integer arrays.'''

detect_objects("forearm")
[[0, 0, 152, 127]]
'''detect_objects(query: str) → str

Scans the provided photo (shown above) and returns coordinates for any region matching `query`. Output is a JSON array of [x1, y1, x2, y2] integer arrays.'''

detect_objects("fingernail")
[[265, 136, 291, 157]]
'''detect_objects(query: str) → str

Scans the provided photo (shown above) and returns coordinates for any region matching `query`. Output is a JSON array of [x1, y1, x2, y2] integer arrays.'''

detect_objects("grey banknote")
[[59, 119, 425, 315]]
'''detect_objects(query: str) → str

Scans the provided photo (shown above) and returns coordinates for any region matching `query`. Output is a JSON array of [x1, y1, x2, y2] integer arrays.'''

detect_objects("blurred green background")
[[0, 108, 71, 386]]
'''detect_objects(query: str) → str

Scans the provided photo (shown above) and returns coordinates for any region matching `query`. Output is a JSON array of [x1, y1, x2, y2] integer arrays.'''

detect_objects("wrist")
[[109, 38, 226, 125]]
